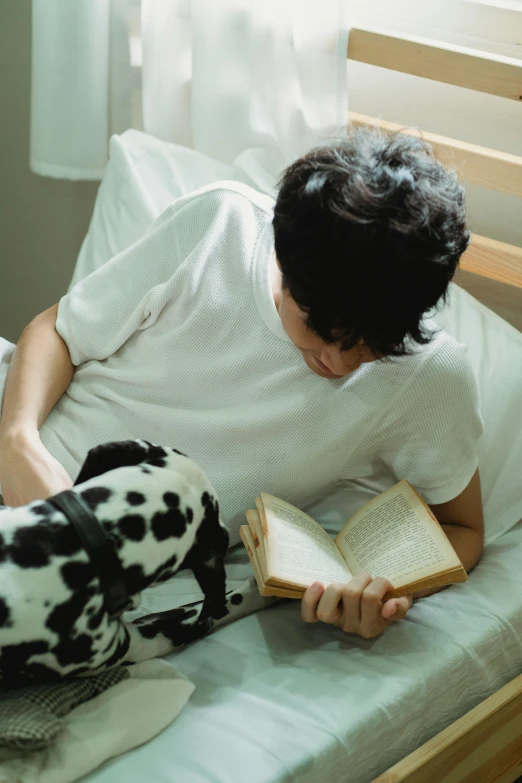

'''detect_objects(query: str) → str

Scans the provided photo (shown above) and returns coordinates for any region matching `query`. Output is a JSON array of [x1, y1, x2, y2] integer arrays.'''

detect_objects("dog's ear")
[[74, 440, 154, 485]]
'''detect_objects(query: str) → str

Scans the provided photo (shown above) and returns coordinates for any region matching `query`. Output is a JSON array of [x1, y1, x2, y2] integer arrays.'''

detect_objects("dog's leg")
[[180, 497, 231, 624], [120, 603, 210, 663], [121, 577, 279, 664], [181, 544, 229, 626]]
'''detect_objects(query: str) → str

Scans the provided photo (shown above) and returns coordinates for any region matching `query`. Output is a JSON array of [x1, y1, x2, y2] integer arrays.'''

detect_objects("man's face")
[[277, 286, 380, 379]]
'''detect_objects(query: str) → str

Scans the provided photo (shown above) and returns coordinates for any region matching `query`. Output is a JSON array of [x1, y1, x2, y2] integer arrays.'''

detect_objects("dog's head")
[[68, 440, 229, 608], [73, 439, 186, 486]]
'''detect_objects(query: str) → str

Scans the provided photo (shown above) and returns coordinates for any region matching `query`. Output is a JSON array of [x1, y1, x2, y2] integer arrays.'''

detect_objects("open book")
[[240, 479, 467, 600]]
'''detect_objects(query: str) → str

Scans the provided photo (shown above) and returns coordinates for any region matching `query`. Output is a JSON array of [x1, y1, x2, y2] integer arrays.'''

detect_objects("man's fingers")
[[357, 576, 394, 637], [301, 582, 325, 623], [381, 595, 413, 621], [339, 572, 373, 630], [315, 583, 346, 624], [301, 577, 412, 639]]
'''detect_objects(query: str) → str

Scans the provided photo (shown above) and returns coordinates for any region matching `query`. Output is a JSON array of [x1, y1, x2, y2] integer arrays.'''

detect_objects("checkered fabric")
[[0, 667, 129, 750]]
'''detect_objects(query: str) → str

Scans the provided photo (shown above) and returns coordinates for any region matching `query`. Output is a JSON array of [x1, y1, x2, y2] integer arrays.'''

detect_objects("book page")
[[261, 493, 352, 589], [335, 480, 463, 590]]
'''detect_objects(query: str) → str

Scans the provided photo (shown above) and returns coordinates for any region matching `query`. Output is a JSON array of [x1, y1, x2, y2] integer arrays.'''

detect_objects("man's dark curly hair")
[[272, 127, 470, 357]]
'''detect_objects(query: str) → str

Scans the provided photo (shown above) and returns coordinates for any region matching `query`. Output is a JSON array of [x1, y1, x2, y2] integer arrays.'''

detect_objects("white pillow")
[[69, 130, 248, 290], [71, 130, 522, 545]]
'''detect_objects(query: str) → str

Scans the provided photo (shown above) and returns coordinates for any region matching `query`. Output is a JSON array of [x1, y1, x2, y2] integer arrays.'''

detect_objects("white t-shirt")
[[0, 182, 483, 544]]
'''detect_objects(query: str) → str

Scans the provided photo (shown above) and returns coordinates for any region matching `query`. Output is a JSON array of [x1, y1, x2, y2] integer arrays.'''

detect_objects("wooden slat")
[[462, 233, 522, 289], [370, 673, 522, 783], [348, 112, 522, 198], [347, 28, 522, 102]]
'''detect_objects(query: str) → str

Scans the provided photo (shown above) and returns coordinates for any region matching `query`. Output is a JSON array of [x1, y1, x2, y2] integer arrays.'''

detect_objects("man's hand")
[[0, 432, 72, 507], [301, 572, 412, 639]]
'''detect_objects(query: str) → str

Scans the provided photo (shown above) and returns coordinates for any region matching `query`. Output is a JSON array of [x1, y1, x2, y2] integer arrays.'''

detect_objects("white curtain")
[[30, 0, 349, 190]]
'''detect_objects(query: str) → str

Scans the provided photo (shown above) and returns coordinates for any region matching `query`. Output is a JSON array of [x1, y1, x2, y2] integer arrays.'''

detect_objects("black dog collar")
[[47, 489, 130, 620]]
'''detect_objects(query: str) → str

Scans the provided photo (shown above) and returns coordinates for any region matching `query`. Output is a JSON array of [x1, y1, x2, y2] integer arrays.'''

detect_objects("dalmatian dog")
[[0, 440, 273, 686]]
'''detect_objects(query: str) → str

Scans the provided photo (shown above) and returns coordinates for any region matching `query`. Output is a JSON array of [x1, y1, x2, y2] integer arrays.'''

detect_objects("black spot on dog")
[[52, 525, 83, 557], [20, 662, 60, 683], [152, 552, 178, 584], [140, 467, 152, 474], [87, 608, 105, 631], [134, 621, 160, 640], [112, 534, 125, 549], [147, 457, 166, 468], [78, 440, 158, 477], [144, 446, 168, 469], [30, 502, 53, 516], [162, 553, 178, 570], [186, 507, 193, 523], [195, 493, 224, 556], [46, 588, 96, 634], [101, 635, 118, 655], [0, 531, 5, 564], [123, 564, 145, 595], [71, 665, 91, 677], [60, 560, 96, 591], [126, 491, 145, 506], [9, 519, 81, 568], [151, 507, 187, 541], [100, 633, 130, 668], [0, 597, 11, 628], [230, 593, 243, 606], [134, 606, 199, 640], [54, 633, 95, 667], [163, 492, 179, 508], [9, 527, 50, 568], [95, 633, 103, 640], [80, 486, 112, 511], [0, 640, 50, 681], [10, 519, 82, 568], [138, 607, 211, 648], [44, 601, 50, 608], [119, 514, 146, 542], [86, 605, 95, 616], [148, 446, 167, 458]]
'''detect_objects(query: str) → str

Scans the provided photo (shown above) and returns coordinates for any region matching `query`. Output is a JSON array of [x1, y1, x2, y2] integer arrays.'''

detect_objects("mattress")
[[81, 517, 522, 783]]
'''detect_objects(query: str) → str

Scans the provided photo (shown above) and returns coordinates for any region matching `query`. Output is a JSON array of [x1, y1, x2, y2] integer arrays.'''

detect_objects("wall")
[[0, 0, 520, 344], [0, 0, 98, 344]]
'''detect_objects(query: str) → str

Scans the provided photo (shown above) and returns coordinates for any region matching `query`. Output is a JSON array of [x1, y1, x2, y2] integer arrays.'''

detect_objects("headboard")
[[346, 27, 522, 329]]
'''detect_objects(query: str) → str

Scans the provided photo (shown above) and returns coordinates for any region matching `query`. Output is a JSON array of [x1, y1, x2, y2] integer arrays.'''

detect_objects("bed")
[[74, 27, 522, 783]]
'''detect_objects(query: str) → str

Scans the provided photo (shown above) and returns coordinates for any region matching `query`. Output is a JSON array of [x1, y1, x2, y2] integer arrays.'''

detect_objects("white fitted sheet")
[[81, 518, 522, 783]]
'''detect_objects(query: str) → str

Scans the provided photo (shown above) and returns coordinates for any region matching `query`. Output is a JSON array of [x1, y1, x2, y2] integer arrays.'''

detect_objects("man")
[[0, 127, 484, 640]]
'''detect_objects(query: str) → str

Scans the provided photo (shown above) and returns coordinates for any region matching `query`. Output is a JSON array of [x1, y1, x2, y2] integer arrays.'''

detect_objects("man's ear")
[[74, 440, 154, 485]]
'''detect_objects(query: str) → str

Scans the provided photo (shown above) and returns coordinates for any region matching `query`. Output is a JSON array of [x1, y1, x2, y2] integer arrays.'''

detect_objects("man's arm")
[[0, 303, 75, 506], [413, 468, 484, 599]]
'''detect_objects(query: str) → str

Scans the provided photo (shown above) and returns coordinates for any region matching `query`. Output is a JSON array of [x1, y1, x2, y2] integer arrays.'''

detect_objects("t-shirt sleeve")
[[376, 341, 484, 505], [55, 200, 184, 366]]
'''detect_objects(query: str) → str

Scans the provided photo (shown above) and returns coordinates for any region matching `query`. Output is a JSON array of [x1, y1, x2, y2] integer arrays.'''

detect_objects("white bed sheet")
[[81, 519, 522, 783]]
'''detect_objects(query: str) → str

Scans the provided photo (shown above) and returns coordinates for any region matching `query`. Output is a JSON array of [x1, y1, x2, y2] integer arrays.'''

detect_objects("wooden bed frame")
[[344, 27, 522, 783]]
